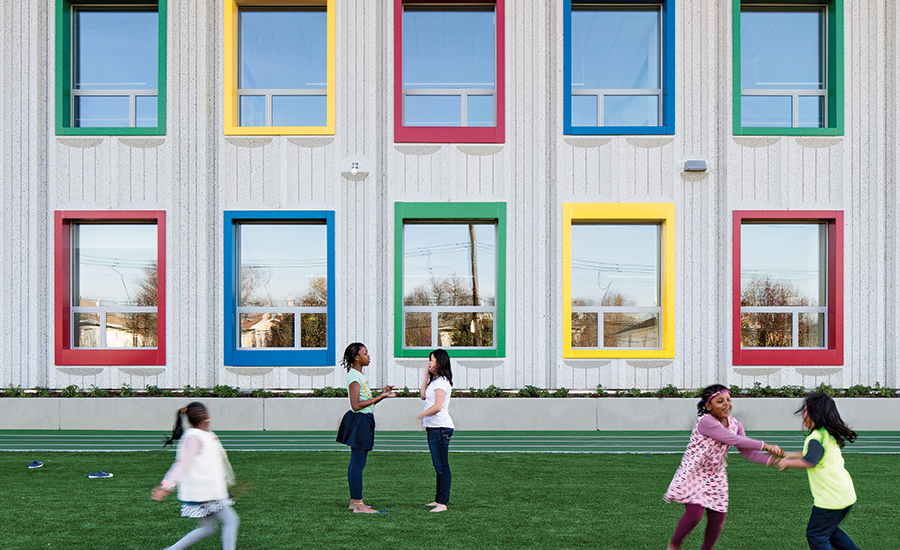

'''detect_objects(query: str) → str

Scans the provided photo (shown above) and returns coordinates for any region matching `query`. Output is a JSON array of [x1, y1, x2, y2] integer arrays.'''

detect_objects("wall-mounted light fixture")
[[340, 155, 369, 181], [683, 159, 707, 172]]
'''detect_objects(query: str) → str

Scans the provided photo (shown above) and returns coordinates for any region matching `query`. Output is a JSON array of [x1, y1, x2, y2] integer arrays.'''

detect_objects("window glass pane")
[[74, 224, 158, 307], [403, 223, 496, 307], [300, 313, 327, 348], [799, 312, 825, 348], [75, 96, 130, 127], [403, 7, 495, 89], [239, 9, 327, 90], [405, 312, 432, 347], [135, 95, 158, 127], [571, 224, 660, 307], [571, 312, 598, 348], [741, 312, 792, 347], [240, 95, 266, 126], [272, 95, 327, 127], [571, 8, 660, 90], [741, 95, 792, 127], [75, 10, 158, 91], [604, 95, 659, 126], [437, 312, 493, 347], [405, 95, 461, 126], [238, 223, 328, 307], [572, 95, 598, 126], [740, 10, 824, 90], [799, 95, 826, 128], [106, 312, 158, 348], [74, 313, 100, 348], [741, 223, 826, 307], [240, 313, 295, 348], [467, 95, 494, 126], [603, 312, 658, 348]]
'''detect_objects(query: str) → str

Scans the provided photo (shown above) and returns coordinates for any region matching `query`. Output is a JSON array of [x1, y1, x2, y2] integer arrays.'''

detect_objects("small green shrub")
[[469, 385, 504, 398], [517, 385, 549, 398], [88, 385, 109, 398], [551, 387, 569, 398], [614, 390, 629, 397], [280, 390, 301, 397], [627, 388, 642, 397], [146, 385, 174, 397], [395, 386, 417, 398], [873, 382, 894, 397], [118, 384, 137, 397], [183, 385, 210, 398], [212, 384, 241, 398], [313, 386, 347, 398], [681, 389, 698, 399], [3, 384, 25, 397], [655, 384, 680, 397], [61, 385, 80, 398], [815, 383, 838, 397], [250, 388, 273, 398], [778, 385, 807, 398], [33, 386, 52, 397], [845, 384, 872, 397], [729, 385, 742, 396]]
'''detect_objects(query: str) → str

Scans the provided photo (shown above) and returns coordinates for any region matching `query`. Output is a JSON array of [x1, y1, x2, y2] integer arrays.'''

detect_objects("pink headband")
[[705, 389, 730, 403]]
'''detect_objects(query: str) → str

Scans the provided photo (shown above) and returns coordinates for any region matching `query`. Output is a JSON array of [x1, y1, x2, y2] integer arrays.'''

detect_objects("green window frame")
[[394, 202, 506, 358], [733, 0, 842, 136], [56, 0, 167, 136]]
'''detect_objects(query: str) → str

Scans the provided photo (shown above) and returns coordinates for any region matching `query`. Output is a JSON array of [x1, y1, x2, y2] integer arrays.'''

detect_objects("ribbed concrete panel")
[[889, 0, 900, 388]]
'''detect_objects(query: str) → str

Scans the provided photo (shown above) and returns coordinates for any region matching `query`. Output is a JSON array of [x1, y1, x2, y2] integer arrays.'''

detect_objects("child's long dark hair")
[[164, 402, 208, 447], [799, 393, 857, 448], [696, 384, 729, 417], [341, 342, 366, 372], [428, 348, 453, 386]]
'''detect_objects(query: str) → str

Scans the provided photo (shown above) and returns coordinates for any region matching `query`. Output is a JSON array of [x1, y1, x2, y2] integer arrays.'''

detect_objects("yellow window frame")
[[563, 203, 675, 359], [224, 0, 335, 135]]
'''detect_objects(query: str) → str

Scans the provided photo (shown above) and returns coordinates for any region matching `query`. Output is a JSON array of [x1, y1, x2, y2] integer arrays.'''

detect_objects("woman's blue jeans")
[[426, 427, 453, 505]]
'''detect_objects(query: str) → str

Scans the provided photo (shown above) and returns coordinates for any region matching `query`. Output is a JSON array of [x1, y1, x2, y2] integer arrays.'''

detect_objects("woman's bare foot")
[[429, 504, 448, 512], [425, 501, 440, 507]]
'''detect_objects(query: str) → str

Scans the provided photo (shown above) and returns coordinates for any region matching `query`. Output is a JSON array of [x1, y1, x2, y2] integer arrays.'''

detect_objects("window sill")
[[734, 348, 842, 366], [735, 127, 843, 137], [56, 127, 165, 137]]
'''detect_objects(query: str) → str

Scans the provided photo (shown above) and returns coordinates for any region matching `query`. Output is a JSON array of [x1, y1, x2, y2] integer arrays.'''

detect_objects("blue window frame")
[[224, 211, 335, 367], [564, 0, 674, 135]]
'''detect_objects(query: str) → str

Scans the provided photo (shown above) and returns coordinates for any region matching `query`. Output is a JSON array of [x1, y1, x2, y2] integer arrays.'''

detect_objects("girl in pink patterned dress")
[[664, 385, 784, 550]]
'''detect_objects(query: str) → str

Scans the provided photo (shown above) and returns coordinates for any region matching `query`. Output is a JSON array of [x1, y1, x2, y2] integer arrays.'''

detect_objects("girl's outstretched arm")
[[152, 434, 202, 500], [778, 440, 823, 471], [697, 416, 782, 465]]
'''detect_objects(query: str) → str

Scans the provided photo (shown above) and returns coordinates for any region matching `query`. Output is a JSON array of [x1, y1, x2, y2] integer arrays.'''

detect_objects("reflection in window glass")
[[402, 222, 496, 348], [237, 223, 327, 349], [741, 95, 792, 127], [72, 223, 158, 348], [240, 96, 266, 126], [402, 6, 496, 127], [73, 9, 158, 128], [571, 224, 660, 349], [741, 223, 827, 348], [239, 9, 327, 126], [740, 9, 826, 128], [571, 7, 661, 127]]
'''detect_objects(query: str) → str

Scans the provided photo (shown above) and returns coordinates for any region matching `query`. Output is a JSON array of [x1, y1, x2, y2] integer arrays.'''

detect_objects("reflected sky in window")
[[75, 10, 158, 90], [75, 224, 157, 306], [741, 223, 826, 307], [403, 7, 495, 88], [571, 224, 659, 307], [403, 224, 496, 306], [239, 224, 327, 307], [741, 10, 824, 90], [571, 7, 659, 90], [240, 9, 327, 90]]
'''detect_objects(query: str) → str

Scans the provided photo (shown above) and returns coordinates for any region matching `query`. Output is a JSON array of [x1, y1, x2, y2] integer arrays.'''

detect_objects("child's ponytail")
[[163, 402, 208, 447]]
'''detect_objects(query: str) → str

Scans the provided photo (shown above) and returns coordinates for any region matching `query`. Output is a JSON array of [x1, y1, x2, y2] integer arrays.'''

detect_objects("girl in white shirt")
[[416, 348, 455, 512], [151, 402, 239, 550]]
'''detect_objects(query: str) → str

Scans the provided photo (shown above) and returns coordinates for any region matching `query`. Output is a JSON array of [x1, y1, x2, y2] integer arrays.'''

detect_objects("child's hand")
[[151, 485, 173, 501], [763, 443, 784, 457], [381, 385, 395, 396], [767, 456, 782, 468]]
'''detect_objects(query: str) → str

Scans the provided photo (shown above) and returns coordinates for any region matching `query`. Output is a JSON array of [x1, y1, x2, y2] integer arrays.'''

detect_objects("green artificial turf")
[[4, 451, 894, 549]]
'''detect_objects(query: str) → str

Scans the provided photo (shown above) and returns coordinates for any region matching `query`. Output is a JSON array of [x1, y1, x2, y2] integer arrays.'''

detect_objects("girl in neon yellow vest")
[[778, 393, 859, 550]]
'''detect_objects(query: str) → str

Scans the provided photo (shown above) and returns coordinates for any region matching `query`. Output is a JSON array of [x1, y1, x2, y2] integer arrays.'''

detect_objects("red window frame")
[[55, 210, 166, 366], [394, 0, 505, 143], [732, 210, 843, 366]]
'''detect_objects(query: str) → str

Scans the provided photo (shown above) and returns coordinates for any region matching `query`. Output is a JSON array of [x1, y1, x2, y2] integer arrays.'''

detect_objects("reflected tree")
[[741, 275, 819, 347], [123, 261, 159, 347]]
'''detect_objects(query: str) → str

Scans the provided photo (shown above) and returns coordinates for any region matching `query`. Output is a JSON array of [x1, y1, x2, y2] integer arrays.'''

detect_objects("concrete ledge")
[[0, 397, 896, 431]]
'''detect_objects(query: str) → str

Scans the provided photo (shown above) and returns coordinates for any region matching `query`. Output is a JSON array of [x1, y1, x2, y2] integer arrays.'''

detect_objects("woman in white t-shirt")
[[416, 348, 455, 512]]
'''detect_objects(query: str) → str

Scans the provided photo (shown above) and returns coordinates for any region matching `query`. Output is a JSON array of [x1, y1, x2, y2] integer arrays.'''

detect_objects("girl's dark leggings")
[[670, 503, 727, 550], [348, 447, 368, 500]]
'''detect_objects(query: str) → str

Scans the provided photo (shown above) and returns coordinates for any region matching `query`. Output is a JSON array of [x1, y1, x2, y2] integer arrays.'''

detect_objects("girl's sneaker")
[[27, 461, 43, 469], [88, 471, 113, 479]]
